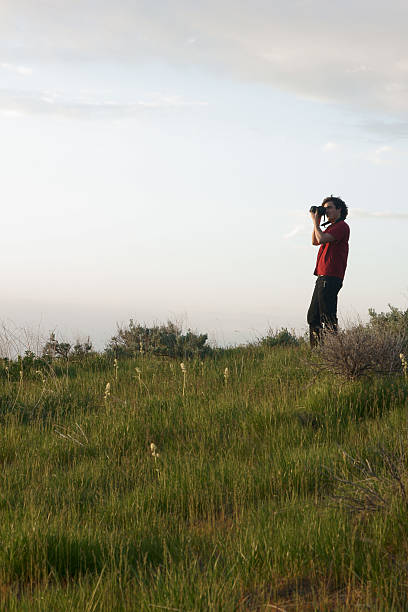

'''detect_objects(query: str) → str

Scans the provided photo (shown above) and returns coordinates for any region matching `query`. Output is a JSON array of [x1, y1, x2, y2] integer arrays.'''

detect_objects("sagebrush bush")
[[368, 304, 408, 335], [260, 327, 299, 348], [328, 442, 408, 513], [106, 319, 212, 358], [316, 324, 408, 379], [42, 332, 93, 360]]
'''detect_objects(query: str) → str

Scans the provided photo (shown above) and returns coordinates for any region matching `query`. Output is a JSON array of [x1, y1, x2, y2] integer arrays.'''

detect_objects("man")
[[307, 195, 349, 347]]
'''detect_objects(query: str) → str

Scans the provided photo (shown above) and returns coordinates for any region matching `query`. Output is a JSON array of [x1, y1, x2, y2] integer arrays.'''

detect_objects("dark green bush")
[[106, 319, 212, 359], [42, 332, 93, 360], [0, 351, 47, 381], [368, 304, 408, 335], [260, 327, 299, 348]]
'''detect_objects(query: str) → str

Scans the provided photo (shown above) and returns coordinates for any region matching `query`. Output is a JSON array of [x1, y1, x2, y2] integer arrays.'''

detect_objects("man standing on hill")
[[307, 196, 350, 347]]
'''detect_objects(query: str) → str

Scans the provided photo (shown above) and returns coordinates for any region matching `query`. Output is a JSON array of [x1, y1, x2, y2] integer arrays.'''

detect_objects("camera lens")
[[309, 205, 325, 215]]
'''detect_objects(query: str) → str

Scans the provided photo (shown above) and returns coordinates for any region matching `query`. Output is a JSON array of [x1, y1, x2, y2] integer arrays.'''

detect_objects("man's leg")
[[307, 279, 323, 347], [317, 277, 343, 332]]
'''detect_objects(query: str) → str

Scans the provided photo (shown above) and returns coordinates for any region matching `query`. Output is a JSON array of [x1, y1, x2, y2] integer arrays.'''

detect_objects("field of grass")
[[1, 344, 408, 610]]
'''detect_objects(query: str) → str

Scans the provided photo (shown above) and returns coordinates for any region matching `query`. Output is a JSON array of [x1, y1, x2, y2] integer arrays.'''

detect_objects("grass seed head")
[[104, 382, 111, 400], [150, 442, 159, 458], [400, 353, 408, 377], [35, 370, 46, 385], [180, 362, 187, 396]]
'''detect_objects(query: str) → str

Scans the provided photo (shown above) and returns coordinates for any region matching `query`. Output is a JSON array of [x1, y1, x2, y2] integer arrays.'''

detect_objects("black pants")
[[307, 276, 343, 347]]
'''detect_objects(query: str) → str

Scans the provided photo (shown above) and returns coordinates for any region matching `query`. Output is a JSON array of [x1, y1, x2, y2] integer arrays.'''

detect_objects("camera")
[[309, 205, 326, 216]]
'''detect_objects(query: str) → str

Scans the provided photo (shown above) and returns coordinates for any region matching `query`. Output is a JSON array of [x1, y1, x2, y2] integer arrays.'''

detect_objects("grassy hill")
[[1, 343, 408, 610]]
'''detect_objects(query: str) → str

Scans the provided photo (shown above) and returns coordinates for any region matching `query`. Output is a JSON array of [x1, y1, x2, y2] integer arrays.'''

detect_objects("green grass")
[[1, 345, 408, 610]]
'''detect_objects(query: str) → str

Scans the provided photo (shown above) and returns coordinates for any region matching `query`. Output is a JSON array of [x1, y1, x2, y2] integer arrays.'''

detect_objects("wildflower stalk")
[[135, 367, 142, 389], [150, 442, 160, 480], [113, 358, 118, 383], [400, 353, 407, 379], [180, 362, 186, 397], [104, 382, 111, 402], [224, 367, 229, 387]]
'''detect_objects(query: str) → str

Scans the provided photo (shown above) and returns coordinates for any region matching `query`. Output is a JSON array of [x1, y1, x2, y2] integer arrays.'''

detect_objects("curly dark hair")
[[322, 195, 348, 220]]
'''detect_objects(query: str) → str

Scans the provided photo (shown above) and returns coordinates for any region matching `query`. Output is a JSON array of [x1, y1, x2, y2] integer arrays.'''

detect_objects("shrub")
[[368, 304, 408, 335], [260, 327, 299, 348], [42, 332, 93, 360], [72, 338, 93, 357], [106, 319, 212, 359], [328, 443, 408, 513], [316, 324, 407, 379], [0, 351, 45, 381]]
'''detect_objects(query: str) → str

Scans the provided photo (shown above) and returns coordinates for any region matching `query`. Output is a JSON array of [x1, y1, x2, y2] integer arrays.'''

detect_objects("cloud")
[[322, 141, 337, 152], [375, 145, 392, 154], [364, 145, 393, 165], [0, 62, 32, 75], [2, 1, 408, 117], [351, 208, 408, 220], [0, 89, 208, 119], [358, 119, 408, 140], [284, 225, 308, 239]]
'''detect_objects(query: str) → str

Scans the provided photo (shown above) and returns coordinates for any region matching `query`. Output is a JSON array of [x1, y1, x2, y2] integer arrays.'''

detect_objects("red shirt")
[[314, 220, 350, 279]]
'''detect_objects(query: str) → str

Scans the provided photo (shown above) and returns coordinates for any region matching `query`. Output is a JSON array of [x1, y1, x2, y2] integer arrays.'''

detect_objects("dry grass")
[[327, 444, 408, 514], [315, 324, 408, 379]]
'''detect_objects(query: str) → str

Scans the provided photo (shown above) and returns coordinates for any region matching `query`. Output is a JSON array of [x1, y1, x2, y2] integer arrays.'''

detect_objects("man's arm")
[[310, 212, 335, 245]]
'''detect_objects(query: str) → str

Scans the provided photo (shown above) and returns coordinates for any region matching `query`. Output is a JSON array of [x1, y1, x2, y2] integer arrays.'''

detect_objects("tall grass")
[[0, 344, 407, 610]]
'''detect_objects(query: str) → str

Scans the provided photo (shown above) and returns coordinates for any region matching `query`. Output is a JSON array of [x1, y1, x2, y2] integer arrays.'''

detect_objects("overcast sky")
[[1, 1, 407, 349]]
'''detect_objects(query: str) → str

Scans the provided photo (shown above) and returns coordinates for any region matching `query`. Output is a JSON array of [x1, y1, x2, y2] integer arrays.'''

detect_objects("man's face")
[[324, 201, 341, 222]]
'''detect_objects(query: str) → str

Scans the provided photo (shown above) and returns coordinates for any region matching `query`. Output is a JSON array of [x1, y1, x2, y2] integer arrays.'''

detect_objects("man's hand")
[[310, 210, 335, 245], [310, 211, 321, 224]]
